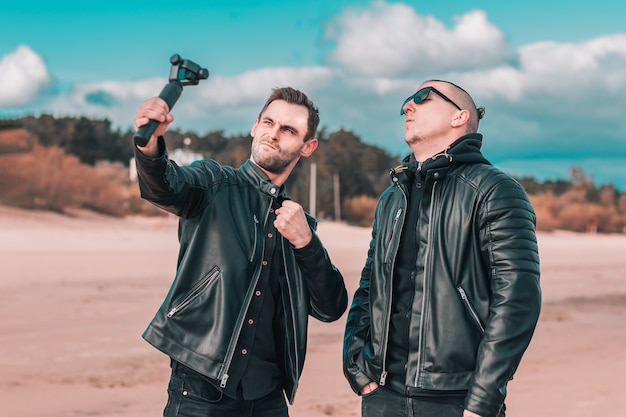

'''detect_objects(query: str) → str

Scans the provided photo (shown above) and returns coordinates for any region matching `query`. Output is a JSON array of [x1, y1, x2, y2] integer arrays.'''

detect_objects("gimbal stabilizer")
[[133, 54, 209, 147]]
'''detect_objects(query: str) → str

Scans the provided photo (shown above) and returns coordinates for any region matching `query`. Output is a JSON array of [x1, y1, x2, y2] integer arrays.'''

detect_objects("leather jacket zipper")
[[282, 239, 301, 398], [457, 287, 486, 334], [250, 214, 259, 262], [380, 185, 407, 386], [219, 202, 273, 388], [167, 267, 220, 318], [414, 180, 438, 387], [384, 208, 404, 264]]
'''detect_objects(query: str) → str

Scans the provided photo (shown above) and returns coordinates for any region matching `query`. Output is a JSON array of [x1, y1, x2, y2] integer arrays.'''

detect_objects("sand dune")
[[1, 205, 625, 416]]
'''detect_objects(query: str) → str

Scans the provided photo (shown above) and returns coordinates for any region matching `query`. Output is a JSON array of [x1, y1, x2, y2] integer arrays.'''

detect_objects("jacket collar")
[[390, 133, 490, 185], [240, 160, 287, 199]]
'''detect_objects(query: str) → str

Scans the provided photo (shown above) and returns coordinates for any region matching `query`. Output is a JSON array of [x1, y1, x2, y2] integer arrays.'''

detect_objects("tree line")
[[1, 116, 625, 233]]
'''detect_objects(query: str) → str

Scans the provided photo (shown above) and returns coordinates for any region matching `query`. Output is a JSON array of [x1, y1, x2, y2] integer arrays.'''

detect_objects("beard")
[[251, 139, 302, 174], [404, 127, 428, 147]]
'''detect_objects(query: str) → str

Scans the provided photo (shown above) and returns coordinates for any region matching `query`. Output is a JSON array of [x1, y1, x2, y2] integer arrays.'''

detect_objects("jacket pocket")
[[383, 208, 403, 263], [457, 286, 485, 334], [167, 267, 221, 318], [249, 214, 259, 262]]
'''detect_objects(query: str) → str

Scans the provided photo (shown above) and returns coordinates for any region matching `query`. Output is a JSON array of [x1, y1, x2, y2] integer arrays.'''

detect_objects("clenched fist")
[[274, 200, 312, 249]]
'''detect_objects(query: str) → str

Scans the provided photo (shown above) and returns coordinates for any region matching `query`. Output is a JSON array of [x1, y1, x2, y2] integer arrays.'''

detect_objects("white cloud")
[[324, 4, 515, 76], [411, 32, 626, 162], [0, 45, 52, 107], [197, 66, 337, 106], [42, 77, 166, 129], [43, 66, 339, 135], [456, 33, 626, 102], [3, 4, 626, 190], [518, 34, 626, 97], [34, 28, 626, 166]]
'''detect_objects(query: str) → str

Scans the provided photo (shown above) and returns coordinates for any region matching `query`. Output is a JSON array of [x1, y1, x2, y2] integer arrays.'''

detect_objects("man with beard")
[[133, 86, 348, 417]]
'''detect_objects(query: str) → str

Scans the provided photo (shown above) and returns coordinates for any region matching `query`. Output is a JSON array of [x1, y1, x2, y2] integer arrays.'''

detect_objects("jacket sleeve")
[[465, 175, 542, 417], [342, 211, 379, 395], [293, 231, 348, 323], [133, 138, 221, 219]]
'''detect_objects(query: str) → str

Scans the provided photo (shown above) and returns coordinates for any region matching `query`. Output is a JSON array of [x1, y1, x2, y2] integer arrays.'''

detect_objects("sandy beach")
[[1, 204, 625, 416]]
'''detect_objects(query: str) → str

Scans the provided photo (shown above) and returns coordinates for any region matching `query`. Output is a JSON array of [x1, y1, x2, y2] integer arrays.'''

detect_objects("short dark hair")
[[258, 87, 320, 141], [427, 79, 485, 133]]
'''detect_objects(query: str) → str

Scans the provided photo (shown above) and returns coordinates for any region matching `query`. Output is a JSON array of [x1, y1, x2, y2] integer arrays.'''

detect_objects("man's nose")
[[402, 102, 415, 115]]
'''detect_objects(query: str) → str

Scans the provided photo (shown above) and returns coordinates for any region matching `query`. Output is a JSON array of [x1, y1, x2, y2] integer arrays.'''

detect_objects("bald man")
[[343, 80, 541, 417]]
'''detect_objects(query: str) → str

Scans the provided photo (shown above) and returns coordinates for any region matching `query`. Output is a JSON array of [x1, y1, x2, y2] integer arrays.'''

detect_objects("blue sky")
[[2, 0, 626, 190]]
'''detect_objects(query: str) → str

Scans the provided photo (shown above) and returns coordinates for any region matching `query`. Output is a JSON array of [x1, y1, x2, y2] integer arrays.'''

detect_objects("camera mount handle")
[[133, 54, 209, 147]]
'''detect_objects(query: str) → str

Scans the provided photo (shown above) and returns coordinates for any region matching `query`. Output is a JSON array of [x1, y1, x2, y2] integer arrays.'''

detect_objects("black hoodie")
[[386, 133, 490, 399]]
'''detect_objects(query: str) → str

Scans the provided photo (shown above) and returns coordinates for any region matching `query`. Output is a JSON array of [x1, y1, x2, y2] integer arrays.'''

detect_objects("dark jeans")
[[163, 362, 289, 417], [362, 387, 466, 417]]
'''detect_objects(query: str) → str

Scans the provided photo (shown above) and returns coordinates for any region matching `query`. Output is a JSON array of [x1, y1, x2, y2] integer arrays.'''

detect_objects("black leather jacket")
[[135, 139, 348, 404], [343, 134, 541, 417]]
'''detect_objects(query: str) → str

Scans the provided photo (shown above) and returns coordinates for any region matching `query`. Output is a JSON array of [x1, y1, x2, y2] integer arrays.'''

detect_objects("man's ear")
[[250, 118, 259, 137], [451, 109, 470, 128], [300, 138, 318, 158]]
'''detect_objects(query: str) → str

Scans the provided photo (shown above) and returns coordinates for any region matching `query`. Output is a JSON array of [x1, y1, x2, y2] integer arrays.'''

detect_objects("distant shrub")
[[530, 193, 561, 232], [1, 116, 625, 232], [343, 195, 377, 227], [529, 189, 625, 233], [0, 145, 160, 217]]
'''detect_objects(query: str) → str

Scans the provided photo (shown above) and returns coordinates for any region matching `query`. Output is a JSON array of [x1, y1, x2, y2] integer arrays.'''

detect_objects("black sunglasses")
[[400, 86, 462, 115]]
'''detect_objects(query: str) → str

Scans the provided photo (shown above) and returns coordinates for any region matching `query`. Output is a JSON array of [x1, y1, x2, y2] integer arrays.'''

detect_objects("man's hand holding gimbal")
[[133, 97, 174, 157]]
